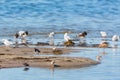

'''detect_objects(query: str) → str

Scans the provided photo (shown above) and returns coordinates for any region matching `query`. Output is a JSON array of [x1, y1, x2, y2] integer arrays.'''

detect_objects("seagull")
[[2, 39, 13, 48], [112, 35, 119, 48], [112, 35, 119, 41], [64, 32, 71, 41], [49, 32, 55, 46], [49, 32, 54, 38], [100, 31, 107, 38], [34, 48, 40, 54]]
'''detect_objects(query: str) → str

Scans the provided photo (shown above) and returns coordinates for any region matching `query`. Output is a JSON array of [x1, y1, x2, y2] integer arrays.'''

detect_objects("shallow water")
[[0, 0, 120, 80], [0, 48, 120, 80]]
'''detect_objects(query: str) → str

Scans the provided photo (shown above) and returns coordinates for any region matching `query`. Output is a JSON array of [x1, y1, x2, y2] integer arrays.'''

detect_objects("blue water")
[[0, 0, 120, 80]]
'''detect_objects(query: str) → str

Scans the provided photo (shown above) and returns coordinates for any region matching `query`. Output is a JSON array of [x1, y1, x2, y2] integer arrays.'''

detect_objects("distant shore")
[[0, 45, 100, 69]]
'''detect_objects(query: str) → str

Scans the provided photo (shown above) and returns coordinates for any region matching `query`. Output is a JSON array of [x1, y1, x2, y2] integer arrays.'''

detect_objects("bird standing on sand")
[[2, 39, 13, 48], [64, 32, 71, 41], [18, 31, 29, 44], [34, 48, 40, 54], [49, 32, 55, 46]]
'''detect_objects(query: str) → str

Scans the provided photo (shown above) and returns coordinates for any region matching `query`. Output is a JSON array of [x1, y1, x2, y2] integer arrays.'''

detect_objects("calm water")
[[0, 0, 120, 80]]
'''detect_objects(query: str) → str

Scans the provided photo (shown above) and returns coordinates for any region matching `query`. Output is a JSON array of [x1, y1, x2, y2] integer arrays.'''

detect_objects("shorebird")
[[100, 31, 107, 41], [18, 31, 29, 44], [78, 31, 87, 38], [49, 32, 55, 46], [100, 31, 107, 38], [23, 63, 29, 67], [2, 39, 13, 48], [23, 63, 30, 71], [78, 31, 87, 44], [34, 48, 40, 54], [64, 32, 71, 41], [99, 41, 109, 48], [112, 35, 119, 48], [18, 31, 29, 38], [112, 35, 119, 41]]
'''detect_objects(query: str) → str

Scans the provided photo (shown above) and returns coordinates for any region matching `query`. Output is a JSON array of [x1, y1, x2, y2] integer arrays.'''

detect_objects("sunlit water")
[[0, 0, 120, 80]]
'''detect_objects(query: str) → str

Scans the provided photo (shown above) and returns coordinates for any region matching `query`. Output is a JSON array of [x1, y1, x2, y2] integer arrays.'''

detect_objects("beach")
[[0, 45, 100, 69]]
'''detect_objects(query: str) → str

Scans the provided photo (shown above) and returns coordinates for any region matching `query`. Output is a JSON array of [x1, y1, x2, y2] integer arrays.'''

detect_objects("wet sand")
[[0, 45, 100, 69]]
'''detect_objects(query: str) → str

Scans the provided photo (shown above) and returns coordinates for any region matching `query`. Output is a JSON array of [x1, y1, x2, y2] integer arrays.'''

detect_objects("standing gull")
[[64, 32, 71, 42], [112, 35, 119, 48], [100, 31, 107, 41], [49, 32, 55, 46]]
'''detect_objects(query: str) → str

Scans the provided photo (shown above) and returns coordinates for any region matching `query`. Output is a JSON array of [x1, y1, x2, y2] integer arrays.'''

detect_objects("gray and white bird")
[[112, 35, 119, 48], [49, 32, 55, 46], [2, 39, 13, 48], [112, 35, 119, 41], [18, 31, 29, 44], [100, 31, 107, 38]]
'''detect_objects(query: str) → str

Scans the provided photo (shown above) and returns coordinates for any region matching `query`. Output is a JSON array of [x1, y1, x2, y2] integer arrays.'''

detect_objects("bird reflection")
[[96, 51, 107, 62], [23, 67, 30, 71]]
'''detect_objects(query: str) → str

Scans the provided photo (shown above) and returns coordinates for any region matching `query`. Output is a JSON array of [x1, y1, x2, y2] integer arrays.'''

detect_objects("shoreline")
[[0, 45, 100, 69]]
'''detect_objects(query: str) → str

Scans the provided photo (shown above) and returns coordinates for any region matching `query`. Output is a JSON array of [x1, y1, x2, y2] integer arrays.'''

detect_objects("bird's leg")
[[49, 37, 54, 46]]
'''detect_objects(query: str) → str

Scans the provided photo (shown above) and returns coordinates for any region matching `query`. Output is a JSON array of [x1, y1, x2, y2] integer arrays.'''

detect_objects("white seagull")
[[112, 35, 119, 41], [112, 35, 119, 48], [49, 32, 54, 38], [64, 32, 71, 41], [100, 31, 107, 38], [2, 39, 13, 47], [49, 32, 55, 45]]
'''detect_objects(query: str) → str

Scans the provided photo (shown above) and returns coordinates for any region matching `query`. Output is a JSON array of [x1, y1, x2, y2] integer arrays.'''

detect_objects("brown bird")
[[99, 41, 109, 48]]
